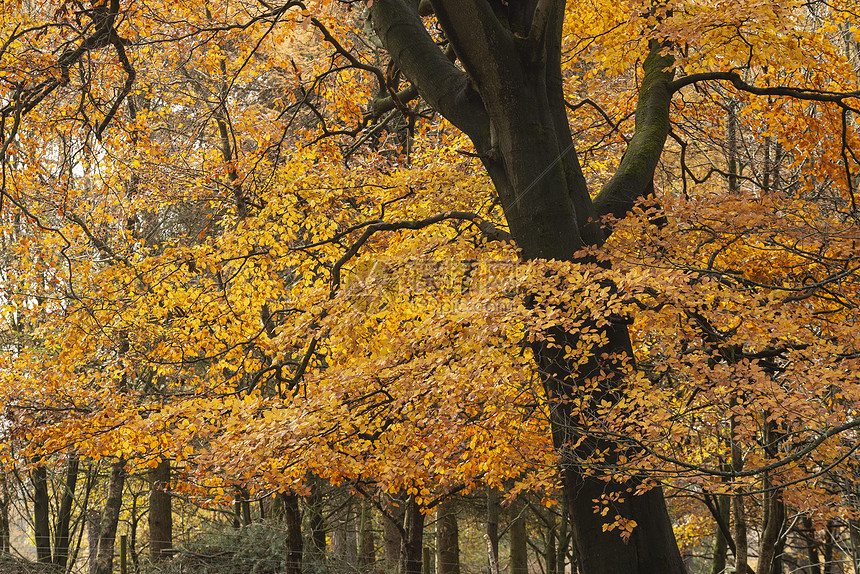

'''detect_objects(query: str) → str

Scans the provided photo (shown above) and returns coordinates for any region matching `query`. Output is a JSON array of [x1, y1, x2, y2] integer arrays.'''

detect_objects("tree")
[[367, 1, 680, 571]]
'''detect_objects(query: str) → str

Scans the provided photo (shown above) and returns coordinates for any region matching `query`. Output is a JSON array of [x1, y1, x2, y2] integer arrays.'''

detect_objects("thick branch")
[[528, 0, 554, 61], [593, 41, 674, 227], [369, 0, 490, 144], [369, 84, 419, 118]]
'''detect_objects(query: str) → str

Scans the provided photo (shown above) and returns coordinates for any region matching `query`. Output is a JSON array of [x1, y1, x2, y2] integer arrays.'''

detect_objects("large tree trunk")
[[148, 458, 172, 560], [31, 463, 51, 563], [54, 455, 80, 569], [370, 2, 685, 572], [399, 497, 424, 574], [384, 494, 406, 573]]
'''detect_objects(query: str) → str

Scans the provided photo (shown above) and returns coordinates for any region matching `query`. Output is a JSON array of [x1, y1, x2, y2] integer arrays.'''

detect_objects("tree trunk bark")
[[54, 455, 80, 569], [801, 516, 822, 574], [148, 458, 172, 560], [567, 472, 683, 574], [233, 486, 252, 527], [283, 493, 304, 574], [487, 488, 500, 574], [88, 508, 100, 574], [545, 514, 557, 574], [0, 471, 8, 554], [731, 414, 748, 574], [332, 493, 358, 573], [556, 492, 571, 574], [400, 497, 424, 574], [510, 499, 528, 574], [308, 478, 328, 566], [710, 494, 730, 574], [31, 463, 51, 563], [93, 459, 125, 574], [823, 521, 837, 574], [848, 508, 860, 574], [436, 499, 460, 574], [359, 497, 376, 572], [757, 477, 784, 574], [726, 99, 739, 193], [384, 494, 406, 574]]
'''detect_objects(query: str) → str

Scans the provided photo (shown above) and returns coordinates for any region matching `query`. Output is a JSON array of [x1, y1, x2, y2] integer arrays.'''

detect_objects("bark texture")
[[509, 500, 528, 574], [32, 464, 51, 563], [436, 499, 460, 574], [149, 458, 172, 560], [54, 456, 80, 569], [400, 497, 424, 574], [0, 472, 8, 554], [93, 459, 125, 574], [282, 493, 303, 574]]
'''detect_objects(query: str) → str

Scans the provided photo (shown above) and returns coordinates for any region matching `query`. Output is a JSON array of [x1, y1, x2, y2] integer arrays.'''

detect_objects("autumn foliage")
[[0, 0, 859, 572]]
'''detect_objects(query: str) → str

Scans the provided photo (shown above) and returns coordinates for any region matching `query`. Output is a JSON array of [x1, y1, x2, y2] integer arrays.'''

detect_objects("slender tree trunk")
[[801, 516, 822, 574], [710, 494, 730, 574], [308, 479, 328, 565], [283, 493, 303, 574], [332, 494, 358, 572], [32, 463, 51, 563], [0, 471, 9, 554], [732, 486, 748, 573], [359, 497, 377, 571], [88, 508, 100, 574], [487, 488, 500, 574], [233, 486, 252, 527], [148, 458, 172, 560], [130, 489, 140, 573], [823, 521, 837, 574], [726, 99, 739, 194], [556, 495, 570, 574], [757, 484, 783, 574], [436, 499, 460, 574], [757, 451, 785, 574], [731, 412, 748, 574], [93, 459, 125, 574], [848, 503, 860, 574], [54, 455, 80, 569], [510, 499, 528, 574], [545, 513, 557, 574], [423, 547, 432, 574]]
